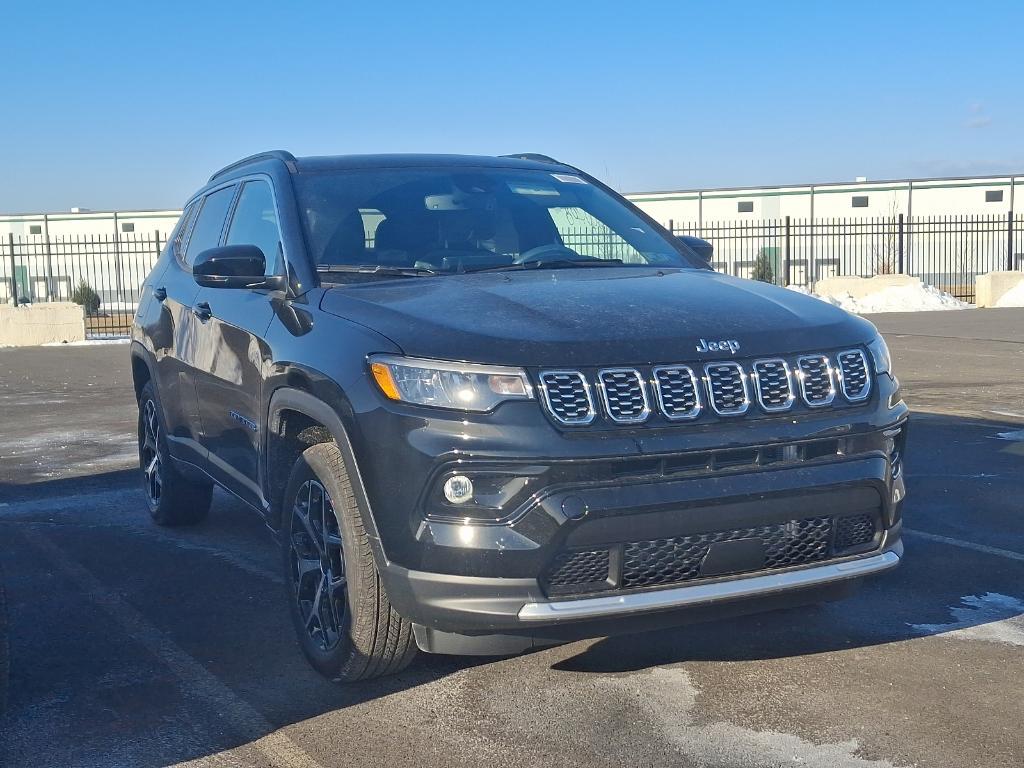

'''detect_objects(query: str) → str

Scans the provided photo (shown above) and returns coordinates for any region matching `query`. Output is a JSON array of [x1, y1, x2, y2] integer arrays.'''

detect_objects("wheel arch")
[[265, 384, 389, 568], [129, 341, 156, 402]]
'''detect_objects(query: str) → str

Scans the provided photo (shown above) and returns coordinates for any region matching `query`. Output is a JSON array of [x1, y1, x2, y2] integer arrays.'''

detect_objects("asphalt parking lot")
[[1, 309, 1022, 768]]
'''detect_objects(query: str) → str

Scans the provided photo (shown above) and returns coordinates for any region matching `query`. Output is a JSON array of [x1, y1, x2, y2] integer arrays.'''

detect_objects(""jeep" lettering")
[[695, 338, 741, 355]]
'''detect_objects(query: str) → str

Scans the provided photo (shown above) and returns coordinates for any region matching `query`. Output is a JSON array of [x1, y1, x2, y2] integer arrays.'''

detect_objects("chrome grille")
[[704, 362, 749, 415], [537, 349, 870, 427], [653, 366, 701, 420], [598, 368, 650, 423], [539, 371, 595, 425], [837, 349, 871, 401], [752, 359, 794, 411], [797, 355, 835, 406]]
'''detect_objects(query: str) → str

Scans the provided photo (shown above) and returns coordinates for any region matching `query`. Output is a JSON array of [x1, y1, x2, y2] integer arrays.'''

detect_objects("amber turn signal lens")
[[371, 362, 401, 400]]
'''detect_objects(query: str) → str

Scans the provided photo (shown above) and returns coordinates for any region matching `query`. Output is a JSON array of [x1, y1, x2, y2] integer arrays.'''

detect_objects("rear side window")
[[171, 201, 199, 258], [184, 186, 236, 265], [225, 180, 282, 275]]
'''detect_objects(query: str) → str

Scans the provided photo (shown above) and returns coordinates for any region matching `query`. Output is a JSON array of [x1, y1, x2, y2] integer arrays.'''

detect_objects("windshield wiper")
[[316, 264, 437, 277], [466, 258, 624, 273]]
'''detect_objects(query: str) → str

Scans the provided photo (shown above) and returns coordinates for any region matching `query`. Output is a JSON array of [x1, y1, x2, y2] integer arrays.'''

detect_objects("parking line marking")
[[21, 527, 325, 768], [905, 529, 1024, 563]]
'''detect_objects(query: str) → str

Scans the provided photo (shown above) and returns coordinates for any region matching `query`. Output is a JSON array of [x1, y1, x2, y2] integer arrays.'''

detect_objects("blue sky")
[[2, 0, 1022, 212]]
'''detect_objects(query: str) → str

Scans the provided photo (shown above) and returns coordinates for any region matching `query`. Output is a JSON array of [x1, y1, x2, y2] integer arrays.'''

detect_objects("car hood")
[[318, 268, 875, 367]]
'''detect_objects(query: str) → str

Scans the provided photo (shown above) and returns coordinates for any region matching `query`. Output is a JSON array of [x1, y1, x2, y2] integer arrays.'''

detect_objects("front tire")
[[283, 441, 416, 682], [138, 381, 212, 526]]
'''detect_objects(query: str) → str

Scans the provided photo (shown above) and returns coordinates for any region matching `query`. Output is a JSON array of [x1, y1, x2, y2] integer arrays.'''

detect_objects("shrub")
[[71, 279, 101, 315], [751, 251, 775, 284]]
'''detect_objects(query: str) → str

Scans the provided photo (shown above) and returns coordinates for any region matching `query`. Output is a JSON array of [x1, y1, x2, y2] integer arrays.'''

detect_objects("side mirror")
[[192, 245, 286, 290], [677, 235, 714, 268]]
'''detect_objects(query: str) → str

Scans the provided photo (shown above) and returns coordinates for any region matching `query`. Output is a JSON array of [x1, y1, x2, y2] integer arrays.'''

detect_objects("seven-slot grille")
[[598, 369, 650, 423], [797, 355, 836, 406], [837, 349, 871, 401], [753, 359, 794, 411], [653, 366, 701, 420], [539, 371, 595, 425], [704, 362, 749, 415], [537, 347, 872, 426]]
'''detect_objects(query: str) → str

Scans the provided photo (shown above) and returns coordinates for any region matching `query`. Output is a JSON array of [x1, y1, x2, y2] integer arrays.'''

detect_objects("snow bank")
[[42, 338, 130, 347], [994, 280, 1024, 308], [789, 281, 969, 314]]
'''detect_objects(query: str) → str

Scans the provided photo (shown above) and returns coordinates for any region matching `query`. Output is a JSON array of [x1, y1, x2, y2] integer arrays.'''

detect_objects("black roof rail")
[[499, 153, 562, 165], [208, 150, 297, 182]]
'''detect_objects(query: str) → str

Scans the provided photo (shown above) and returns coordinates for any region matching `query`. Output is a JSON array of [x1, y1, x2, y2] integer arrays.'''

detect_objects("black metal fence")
[[2, 214, 1022, 338], [1, 231, 163, 338], [669, 213, 1024, 302]]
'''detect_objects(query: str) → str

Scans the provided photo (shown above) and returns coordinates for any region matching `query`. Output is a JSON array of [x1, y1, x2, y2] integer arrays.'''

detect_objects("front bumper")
[[392, 540, 902, 654], [345, 369, 908, 649], [378, 445, 906, 644]]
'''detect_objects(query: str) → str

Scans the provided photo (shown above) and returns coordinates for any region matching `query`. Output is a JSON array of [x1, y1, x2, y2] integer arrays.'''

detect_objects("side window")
[[171, 201, 199, 258], [184, 186, 236, 265], [547, 206, 646, 264], [226, 180, 283, 275]]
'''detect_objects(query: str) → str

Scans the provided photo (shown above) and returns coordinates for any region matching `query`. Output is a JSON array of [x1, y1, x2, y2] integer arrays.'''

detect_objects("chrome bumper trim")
[[518, 550, 900, 622]]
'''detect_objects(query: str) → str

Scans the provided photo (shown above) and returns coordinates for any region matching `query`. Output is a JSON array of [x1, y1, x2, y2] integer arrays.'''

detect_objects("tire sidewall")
[[137, 381, 166, 517], [281, 447, 363, 678]]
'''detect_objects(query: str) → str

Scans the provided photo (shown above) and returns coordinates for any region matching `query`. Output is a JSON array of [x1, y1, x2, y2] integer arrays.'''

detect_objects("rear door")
[[192, 178, 282, 506], [149, 187, 236, 467]]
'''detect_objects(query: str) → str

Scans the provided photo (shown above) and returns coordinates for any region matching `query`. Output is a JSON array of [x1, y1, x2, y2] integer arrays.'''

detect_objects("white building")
[[0, 209, 181, 241], [625, 173, 1022, 225]]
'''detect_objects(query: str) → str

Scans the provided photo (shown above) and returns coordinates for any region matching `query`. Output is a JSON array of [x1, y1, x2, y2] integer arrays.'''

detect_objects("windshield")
[[294, 167, 692, 275]]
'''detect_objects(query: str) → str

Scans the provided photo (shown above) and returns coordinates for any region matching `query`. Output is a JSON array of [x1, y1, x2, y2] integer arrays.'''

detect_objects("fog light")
[[443, 475, 474, 504]]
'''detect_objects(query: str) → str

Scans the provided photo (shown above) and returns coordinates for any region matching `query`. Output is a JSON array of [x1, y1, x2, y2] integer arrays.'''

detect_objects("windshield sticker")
[[508, 183, 561, 197], [551, 173, 588, 184]]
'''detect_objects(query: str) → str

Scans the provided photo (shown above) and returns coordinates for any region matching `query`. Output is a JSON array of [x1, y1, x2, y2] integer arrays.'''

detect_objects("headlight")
[[368, 355, 534, 412], [867, 335, 892, 375]]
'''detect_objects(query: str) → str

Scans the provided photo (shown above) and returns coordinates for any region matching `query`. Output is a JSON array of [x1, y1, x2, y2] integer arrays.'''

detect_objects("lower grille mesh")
[[834, 513, 876, 550], [543, 549, 610, 595], [622, 517, 832, 589], [543, 513, 880, 597]]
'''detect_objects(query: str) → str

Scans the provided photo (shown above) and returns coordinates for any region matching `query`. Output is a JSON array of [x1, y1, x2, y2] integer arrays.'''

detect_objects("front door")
[[192, 179, 282, 507]]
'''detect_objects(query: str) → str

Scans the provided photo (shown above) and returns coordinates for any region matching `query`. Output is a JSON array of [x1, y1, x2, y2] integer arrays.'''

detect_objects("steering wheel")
[[513, 244, 586, 265]]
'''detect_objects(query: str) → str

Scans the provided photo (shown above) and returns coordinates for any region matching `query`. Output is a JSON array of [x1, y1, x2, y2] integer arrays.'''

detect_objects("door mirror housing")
[[192, 245, 286, 290], [677, 235, 714, 268]]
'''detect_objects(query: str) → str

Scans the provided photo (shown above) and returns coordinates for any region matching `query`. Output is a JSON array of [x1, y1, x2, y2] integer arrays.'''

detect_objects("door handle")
[[153, 286, 167, 301], [192, 301, 212, 322]]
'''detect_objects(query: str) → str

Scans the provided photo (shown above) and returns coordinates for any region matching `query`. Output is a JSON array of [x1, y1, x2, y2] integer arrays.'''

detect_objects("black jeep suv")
[[131, 151, 907, 681]]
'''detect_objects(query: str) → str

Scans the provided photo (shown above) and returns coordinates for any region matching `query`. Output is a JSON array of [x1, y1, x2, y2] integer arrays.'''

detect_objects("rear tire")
[[138, 381, 212, 526], [282, 441, 416, 682]]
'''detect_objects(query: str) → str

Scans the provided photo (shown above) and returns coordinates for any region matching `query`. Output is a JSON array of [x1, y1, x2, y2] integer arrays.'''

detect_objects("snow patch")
[[42, 338, 130, 346], [909, 592, 1024, 646], [789, 283, 969, 314], [994, 280, 1024, 308], [602, 666, 902, 767]]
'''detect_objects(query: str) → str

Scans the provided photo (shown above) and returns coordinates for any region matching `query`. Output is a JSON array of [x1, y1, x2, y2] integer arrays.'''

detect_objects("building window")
[[121, 222, 135, 233], [29, 224, 42, 235], [737, 201, 754, 213], [851, 196, 869, 208], [985, 190, 1004, 203]]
